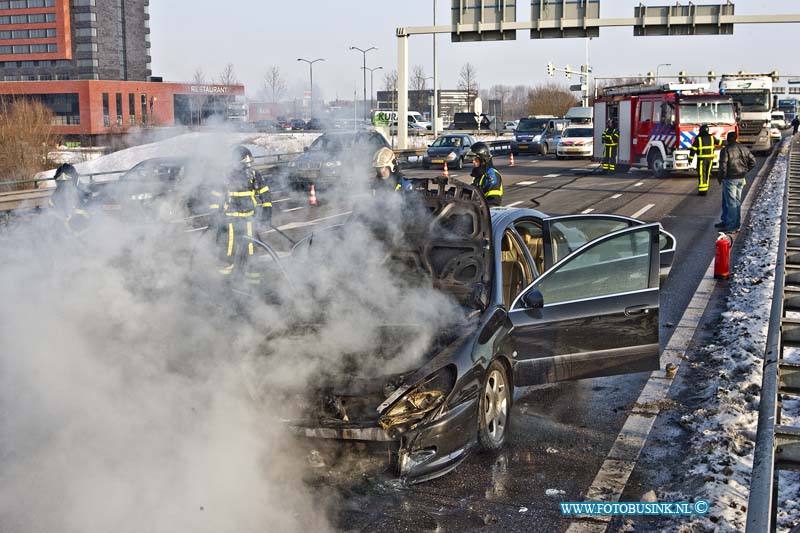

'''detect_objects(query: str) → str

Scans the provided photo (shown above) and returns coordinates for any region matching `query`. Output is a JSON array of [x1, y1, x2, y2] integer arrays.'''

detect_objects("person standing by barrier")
[[601, 120, 619, 174], [716, 131, 755, 233], [49, 163, 92, 235], [793, 115, 800, 136]]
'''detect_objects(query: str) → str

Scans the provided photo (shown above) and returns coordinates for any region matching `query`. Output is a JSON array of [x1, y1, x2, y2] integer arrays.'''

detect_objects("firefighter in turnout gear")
[[209, 146, 270, 283], [602, 120, 620, 174], [49, 163, 91, 235], [469, 142, 503, 206], [371, 147, 414, 194], [689, 124, 722, 196]]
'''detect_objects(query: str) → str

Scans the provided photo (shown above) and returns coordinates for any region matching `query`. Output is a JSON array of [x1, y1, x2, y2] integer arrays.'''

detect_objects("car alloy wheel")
[[478, 360, 511, 450], [455, 156, 464, 170]]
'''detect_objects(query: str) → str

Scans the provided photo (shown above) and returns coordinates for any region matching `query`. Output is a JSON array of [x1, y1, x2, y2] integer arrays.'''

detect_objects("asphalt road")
[[255, 151, 771, 532]]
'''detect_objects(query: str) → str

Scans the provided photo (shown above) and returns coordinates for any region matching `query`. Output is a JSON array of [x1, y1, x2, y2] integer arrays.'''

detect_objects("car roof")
[[489, 206, 549, 228]]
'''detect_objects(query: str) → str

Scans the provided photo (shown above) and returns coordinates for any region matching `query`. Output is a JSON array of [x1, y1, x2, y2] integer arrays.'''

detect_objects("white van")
[[373, 110, 431, 130]]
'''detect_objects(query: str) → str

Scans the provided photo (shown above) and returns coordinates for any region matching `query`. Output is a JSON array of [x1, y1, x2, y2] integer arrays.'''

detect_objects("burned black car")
[[282, 179, 670, 482]]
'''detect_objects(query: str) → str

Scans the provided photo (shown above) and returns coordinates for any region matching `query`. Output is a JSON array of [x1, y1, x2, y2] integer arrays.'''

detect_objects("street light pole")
[[297, 58, 324, 118], [350, 45, 377, 123], [432, 0, 439, 137], [362, 66, 383, 118], [656, 63, 672, 84]]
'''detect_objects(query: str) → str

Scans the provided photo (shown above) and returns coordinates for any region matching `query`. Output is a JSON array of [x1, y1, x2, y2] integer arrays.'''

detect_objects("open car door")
[[543, 214, 676, 278], [508, 223, 661, 387]]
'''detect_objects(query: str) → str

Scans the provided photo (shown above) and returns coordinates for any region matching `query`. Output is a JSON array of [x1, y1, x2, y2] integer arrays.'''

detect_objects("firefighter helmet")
[[232, 145, 254, 168], [372, 147, 397, 175], [468, 142, 492, 165], [699, 124, 710, 136]]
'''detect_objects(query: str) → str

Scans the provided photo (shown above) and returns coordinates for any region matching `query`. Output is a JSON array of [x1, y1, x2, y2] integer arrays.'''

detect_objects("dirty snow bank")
[[674, 138, 800, 532]]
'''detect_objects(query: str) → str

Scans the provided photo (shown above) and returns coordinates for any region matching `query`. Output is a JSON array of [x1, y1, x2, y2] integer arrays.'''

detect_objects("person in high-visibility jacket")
[[371, 147, 414, 194], [602, 120, 620, 174], [49, 163, 92, 235], [689, 124, 722, 196], [208, 146, 267, 282], [469, 142, 503, 206]]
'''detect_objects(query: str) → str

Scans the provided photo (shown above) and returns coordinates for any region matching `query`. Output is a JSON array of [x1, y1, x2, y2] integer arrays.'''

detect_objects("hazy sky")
[[150, 1, 799, 101]]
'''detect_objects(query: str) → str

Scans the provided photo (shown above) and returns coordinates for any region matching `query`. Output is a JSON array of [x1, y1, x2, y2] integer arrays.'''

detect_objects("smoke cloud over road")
[[0, 136, 463, 532]]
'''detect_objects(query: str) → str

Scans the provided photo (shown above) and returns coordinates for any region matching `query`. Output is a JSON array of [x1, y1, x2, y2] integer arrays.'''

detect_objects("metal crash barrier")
[[746, 136, 800, 532]]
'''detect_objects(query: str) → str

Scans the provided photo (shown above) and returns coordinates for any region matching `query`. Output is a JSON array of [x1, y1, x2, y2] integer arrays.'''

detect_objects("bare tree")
[[191, 68, 209, 126], [383, 70, 398, 111], [527, 83, 579, 117], [0, 98, 56, 189], [216, 63, 239, 86], [458, 63, 479, 111], [410, 65, 428, 112], [263, 66, 286, 104]]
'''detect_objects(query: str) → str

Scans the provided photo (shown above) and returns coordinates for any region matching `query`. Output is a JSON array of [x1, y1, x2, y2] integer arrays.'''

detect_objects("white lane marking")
[[634, 182, 644, 187], [581, 208, 594, 214], [565, 264, 717, 532], [281, 206, 305, 213], [264, 211, 352, 233], [517, 180, 538, 186], [506, 201, 525, 207], [610, 194, 622, 199], [544, 174, 561, 178], [630, 203, 655, 219]]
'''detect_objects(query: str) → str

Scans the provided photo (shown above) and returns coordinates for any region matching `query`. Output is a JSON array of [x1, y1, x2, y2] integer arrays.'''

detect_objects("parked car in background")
[[422, 134, 475, 169], [390, 121, 428, 136], [291, 118, 307, 131], [772, 111, 788, 130], [565, 107, 594, 125], [556, 125, 594, 159], [513, 117, 569, 156], [449, 112, 494, 130], [771, 126, 782, 145], [284, 179, 676, 482], [254, 120, 279, 132], [503, 120, 518, 133], [286, 131, 390, 190], [277, 120, 293, 132], [304, 118, 325, 131]]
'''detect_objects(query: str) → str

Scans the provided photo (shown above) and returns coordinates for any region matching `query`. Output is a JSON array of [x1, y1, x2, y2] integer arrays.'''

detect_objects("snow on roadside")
[[672, 138, 800, 532]]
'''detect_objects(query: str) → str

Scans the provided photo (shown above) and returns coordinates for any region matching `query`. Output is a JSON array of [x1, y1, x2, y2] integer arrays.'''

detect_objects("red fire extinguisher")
[[715, 233, 732, 280]]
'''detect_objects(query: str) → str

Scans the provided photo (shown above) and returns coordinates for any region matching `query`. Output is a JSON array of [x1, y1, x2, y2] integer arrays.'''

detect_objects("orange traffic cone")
[[443, 160, 449, 178], [309, 184, 318, 206], [509, 152, 515, 167]]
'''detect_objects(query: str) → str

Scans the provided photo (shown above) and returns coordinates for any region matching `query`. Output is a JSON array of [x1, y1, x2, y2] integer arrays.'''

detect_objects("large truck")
[[778, 98, 798, 123], [719, 73, 774, 154], [593, 83, 737, 178]]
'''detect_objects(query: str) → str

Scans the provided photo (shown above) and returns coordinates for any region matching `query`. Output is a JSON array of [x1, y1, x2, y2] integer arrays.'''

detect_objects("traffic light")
[[771, 70, 781, 82], [547, 62, 555, 77], [678, 70, 688, 83], [565, 65, 572, 80], [646, 71, 655, 84], [707, 70, 717, 82]]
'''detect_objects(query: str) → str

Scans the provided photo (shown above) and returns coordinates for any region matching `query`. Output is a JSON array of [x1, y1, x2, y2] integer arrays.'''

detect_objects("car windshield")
[[773, 113, 785, 120], [516, 119, 548, 133], [729, 92, 771, 113], [562, 127, 593, 138], [308, 135, 347, 153], [431, 136, 463, 148], [679, 101, 736, 125]]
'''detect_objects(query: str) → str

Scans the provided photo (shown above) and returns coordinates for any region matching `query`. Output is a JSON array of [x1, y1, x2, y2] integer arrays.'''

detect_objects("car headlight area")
[[379, 367, 456, 435]]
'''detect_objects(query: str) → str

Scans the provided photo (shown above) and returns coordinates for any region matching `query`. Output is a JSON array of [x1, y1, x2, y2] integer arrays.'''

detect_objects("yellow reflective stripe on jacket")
[[262, 202, 272, 207], [228, 190, 255, 198], [257, 185, 269, 194], [486, 189, 502, 197], [225, 211, 255, 217], [209, 203, 221, 209]]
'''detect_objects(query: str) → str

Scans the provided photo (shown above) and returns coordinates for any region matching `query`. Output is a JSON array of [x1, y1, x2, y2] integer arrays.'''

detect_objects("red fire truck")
[[593, 83, 738, 178]]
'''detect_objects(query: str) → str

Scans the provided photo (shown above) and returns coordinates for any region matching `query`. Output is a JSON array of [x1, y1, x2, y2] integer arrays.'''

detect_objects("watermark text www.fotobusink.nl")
[[560, 500, 709, 516]]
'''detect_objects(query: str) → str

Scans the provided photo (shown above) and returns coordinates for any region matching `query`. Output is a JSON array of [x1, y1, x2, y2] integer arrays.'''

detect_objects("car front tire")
[[478, 360, 512, 451], [455, 157, 464, 170], [540, 144, 548, 157]]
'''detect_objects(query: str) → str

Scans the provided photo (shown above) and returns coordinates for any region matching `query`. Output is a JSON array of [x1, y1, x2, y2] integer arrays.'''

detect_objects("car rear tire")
[[648, 150, 667, 178], [478, 360, 511, 451]]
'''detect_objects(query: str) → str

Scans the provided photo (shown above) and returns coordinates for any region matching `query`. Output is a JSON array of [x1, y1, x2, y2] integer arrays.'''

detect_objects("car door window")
[[550, 218, 631, 264], [500, 230, 533, 309], [531, 227, 652, 306], [513, 220, 545, 276]]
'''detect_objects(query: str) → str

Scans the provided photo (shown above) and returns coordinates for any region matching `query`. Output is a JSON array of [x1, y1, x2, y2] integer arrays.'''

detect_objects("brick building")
[[0, 0, 151, 82]]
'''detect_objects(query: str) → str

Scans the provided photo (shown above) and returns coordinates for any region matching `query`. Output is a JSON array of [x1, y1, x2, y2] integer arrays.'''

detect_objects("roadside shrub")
[[0, 99, 58, 191]]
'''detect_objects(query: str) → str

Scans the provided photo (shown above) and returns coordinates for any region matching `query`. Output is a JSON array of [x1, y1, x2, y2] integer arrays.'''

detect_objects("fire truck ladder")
[[601, 82, 711, 98]]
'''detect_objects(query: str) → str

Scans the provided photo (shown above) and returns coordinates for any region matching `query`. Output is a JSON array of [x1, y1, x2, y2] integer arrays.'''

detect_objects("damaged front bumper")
[[287, 396, 477, 482]]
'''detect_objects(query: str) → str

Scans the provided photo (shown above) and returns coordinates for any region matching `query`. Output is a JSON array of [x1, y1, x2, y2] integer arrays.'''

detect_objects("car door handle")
[[625, 305, 650, 316]]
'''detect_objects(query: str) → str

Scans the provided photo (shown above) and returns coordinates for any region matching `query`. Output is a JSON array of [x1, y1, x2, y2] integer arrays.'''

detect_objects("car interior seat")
[[501, 233, 527, 309]]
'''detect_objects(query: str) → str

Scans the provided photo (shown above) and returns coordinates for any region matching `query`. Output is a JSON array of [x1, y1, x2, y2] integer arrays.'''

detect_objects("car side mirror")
[[428, 144, 432, 147], [522, 289, 544, 309]]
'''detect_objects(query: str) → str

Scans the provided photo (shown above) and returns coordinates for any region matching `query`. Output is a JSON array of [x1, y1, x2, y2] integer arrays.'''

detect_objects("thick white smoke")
[[0, 134, 464, 532]]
